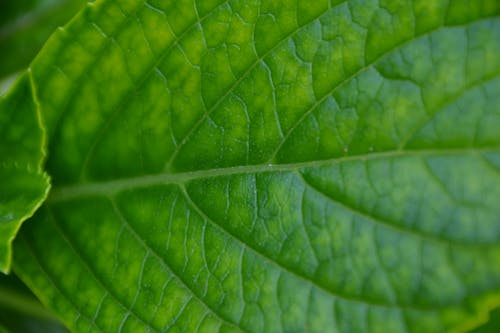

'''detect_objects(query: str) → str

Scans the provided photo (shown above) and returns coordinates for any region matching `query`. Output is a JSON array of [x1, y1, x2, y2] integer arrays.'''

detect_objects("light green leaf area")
[[0, 0, 88, 78], [12, 0, 500, 332], [0, 73, 50, 274]]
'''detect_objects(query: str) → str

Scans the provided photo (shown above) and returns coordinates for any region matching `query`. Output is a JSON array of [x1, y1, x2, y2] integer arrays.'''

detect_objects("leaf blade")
[[11, 0, 500, 332], [0, 73, 50, 274]]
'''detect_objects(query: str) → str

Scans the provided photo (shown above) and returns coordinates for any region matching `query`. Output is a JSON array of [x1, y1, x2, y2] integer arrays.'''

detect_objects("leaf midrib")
[[48, 146, 498, 202]]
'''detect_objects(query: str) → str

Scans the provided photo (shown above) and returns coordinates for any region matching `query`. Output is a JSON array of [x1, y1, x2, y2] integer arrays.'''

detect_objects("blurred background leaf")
[[0, 0, 87, 80], [0, 273, 68, 333], [470, 307, 500, 333]]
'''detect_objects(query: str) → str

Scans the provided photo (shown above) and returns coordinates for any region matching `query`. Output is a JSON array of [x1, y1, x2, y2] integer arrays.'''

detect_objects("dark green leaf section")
[[10, 0, 500, 332], [0, 273, 68, 333], [0, 0, 87, 78], [470, 307, 500, 333], [0, 73, 49, 273]]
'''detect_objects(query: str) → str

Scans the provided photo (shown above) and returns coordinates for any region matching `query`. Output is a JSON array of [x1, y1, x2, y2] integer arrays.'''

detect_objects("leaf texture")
[[0, 73, 49, 273], [10, 0, 500, 332]]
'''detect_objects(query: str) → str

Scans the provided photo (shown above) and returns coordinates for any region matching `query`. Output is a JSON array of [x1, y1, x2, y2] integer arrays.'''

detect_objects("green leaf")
[[11, 0, 500, 332], [0, 0, 88, 78], [0, 73, 50, 274]]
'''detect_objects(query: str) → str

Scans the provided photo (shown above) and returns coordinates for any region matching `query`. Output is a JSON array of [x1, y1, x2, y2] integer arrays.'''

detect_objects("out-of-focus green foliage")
[[471, 307, 500, 333], [0, 273, 67, 333], [0, 0, 87, 78]]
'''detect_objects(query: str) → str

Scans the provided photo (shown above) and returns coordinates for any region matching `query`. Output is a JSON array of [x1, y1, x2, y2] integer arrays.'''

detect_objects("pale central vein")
[[48, 147, 497, 202]]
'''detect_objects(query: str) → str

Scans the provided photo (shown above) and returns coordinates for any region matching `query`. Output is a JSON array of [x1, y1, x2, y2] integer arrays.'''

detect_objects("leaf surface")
[[12, 0, 500, 332], [0, 73, 49, 273]]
